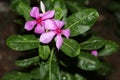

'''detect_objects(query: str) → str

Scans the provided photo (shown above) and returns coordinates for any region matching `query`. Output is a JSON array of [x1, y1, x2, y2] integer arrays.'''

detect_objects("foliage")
[[2, 0, 119, 80]]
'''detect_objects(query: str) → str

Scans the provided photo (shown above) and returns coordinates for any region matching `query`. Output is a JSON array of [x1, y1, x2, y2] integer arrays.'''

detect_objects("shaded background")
[[0, 0, 120, 80]]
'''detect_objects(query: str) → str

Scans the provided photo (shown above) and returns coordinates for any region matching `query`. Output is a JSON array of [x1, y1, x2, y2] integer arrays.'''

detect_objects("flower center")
[[56, 28, 61, 34], [36, 18, 42, 24]]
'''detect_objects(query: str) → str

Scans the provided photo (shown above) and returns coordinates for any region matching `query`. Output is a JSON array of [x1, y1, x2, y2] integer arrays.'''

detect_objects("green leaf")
[[61, 38, 80, 57], [15, 56, 39, 68], [6, 35, 39, 51], [99, 41, 119, 56], [30, 68, 40, 79], [2, 72, 31, 80], [78, 52, 100, 71], [11, 0, 32, 20], [39, 49, 60, 80], [65, 9, 99, 36], [18, 1, 32, 20], [61, 71, 86, 80], [11, 0, 30, 11], [96, 62, 112, 76], [54, 0, 67, 20], [80, 36, 106, 50], [44, 0, 67, 20], [74, 74, 86, 80], [39, 45, 50, 60], [61, 72, 72, 80], [54, 8, 63, 20]]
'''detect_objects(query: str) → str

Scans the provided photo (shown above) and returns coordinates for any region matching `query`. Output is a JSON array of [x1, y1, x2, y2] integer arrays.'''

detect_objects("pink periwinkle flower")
[[40, 20, 70, 50], [24, 7, 55, 34], [91, 50, 98, 57]]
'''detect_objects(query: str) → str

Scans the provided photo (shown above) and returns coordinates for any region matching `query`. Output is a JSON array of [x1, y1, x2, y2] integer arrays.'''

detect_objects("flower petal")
[[56, 35, 63, 50], [30, 7, 40, 19], [42, 10, 55, 20], [40, 1, 45, 13], [25, 20, 36, 31], [34, 24, 45, 34], [61, 29, 70, 38], [55, 20, 64, 28], [44, 19, 57, 30], [40, 31, 56, 43], [91, 50, 98, 57]]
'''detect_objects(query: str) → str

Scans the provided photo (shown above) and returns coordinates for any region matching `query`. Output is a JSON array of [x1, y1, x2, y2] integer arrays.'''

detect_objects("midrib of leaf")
[[81, 40, 103, 44], [64, 42, 75, 51], [67, 19, 80, 29], [80, 57, 95, 64]]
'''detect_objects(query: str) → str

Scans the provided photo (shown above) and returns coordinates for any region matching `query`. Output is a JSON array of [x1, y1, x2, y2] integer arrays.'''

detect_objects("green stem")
[[49, 48, 54, 80]]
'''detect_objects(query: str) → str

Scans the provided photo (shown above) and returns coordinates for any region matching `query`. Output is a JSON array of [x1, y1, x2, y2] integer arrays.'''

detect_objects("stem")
[[49, 48, 54, 80]]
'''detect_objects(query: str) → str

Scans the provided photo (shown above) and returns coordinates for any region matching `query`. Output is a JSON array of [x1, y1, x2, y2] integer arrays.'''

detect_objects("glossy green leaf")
[[44, 0, 67, 20], [96, 62, 112, 76], [61, 71, 86, 80], [61, 38, 80, 57], [61, 72, 72, 80], [74, 74, 86, 80], [65, 9, 99, 36], [80, 36, 106, 50], [15, 56, 39, 68], [30, 68, 40, 79], [39, 49, 60, 80], [6, 35, 39, 51], [11, 0, 31, 20], [54, 8, 63, 20], [54, 0, 67, 20], [18, 1, 32, 20], [39, 45, 50, 60], [99, 41, 119, 56], [2, 72, 31, 80], [78, 52, 100, 71]]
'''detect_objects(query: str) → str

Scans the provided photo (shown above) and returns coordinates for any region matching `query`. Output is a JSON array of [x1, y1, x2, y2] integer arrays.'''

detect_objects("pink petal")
[[34, 24, 45, 34], [24, 20, 36, 31], [44, 19, 57, 30], [91, 50, 98, 57], [61, 29, 70, 38], [56, 35, 63, 50], [42, 10, 55, 20], [55, 20, 64, 29], [30, 7, 40, 19], [40, 13, 44, 17], [40, 31, 56, 43]]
